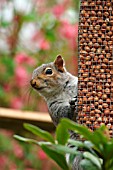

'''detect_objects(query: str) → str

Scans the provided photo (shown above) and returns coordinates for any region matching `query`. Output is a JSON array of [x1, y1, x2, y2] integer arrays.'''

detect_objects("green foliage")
[[82, 152, 102, 169], [14, 135, 38, 144], [14, 118, 113, 170], [1, 55, 14, 80], [80, 159, 99, 170], [0, 133, 13, 152], [41, 144, 69, 170], [0, 86, 5, 98], [0, 132, 43, 170], [24, 123, 55, 143], [56, 123, 69, 145], [22, 11, 37, 22]]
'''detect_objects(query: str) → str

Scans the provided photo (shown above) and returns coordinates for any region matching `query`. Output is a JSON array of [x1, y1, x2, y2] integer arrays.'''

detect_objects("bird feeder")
[[77, 0, 113, 136]]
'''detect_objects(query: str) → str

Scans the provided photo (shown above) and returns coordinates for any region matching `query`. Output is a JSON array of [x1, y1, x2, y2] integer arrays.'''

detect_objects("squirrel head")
[[30, 55, 69, 98]]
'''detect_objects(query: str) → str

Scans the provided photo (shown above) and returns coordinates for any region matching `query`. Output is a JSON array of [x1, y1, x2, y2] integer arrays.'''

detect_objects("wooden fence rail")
[[0, 107, 55, 132]]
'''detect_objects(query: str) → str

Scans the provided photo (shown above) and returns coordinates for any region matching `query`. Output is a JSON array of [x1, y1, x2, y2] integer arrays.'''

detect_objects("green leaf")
[[83, 152, 102, 169], [106, 158, 113, 170], [22, 11, 37, 22], [14, 135, 52, 146], [68, 139, 86, 148], [61, 119, 104, 153], [84, 141, 97, 156], [52, 144, 79, 156], [14, 135, 38, 144], [1, 21, 11, 27], [80, 159, 100, 170], [45, 29, 56, 41], [93, 126, 108, 145], [91, 126, 109, 156], [40, 144, 69, 170], [24, 123, 55, 143], [104, 142, 113, 159], [84, 141, 94, 148], [68, 139, 95, 154], [56, 123, 69, 145], [61, 119, 93, 142]]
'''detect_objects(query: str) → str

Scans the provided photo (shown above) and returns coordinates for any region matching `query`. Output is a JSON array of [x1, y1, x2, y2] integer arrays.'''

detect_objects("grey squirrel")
[[30, 55, 78, 125], [30, 55, 82, 170]]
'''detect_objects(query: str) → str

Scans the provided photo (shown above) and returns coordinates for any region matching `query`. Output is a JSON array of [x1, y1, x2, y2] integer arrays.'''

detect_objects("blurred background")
[[0, 0, 79, 169]]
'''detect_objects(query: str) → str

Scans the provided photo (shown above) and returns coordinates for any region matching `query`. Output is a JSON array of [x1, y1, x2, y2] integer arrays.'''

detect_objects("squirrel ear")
[[54, 55, 65, 72]]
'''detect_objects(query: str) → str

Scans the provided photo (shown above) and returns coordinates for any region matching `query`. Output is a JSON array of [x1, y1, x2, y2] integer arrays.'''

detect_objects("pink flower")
[[70, 37, 78, 50], [15, 53, 36, 66], [0, 155, 7, 169], [15, 66, 29, 87], [32, 31, 50, 50], [52, 4, 65, 18], [39, 39, 50, 50], [59, 21, 78, 39], [38, 149, 47, 160], [9, 163, 17, 170], [10, 97, 23, 109], [32, 30, 43, 41], [13, 142, 24, 159]]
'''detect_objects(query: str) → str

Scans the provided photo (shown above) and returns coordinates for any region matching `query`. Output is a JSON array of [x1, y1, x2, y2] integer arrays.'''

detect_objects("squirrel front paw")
[[69, 96, 77, 109]]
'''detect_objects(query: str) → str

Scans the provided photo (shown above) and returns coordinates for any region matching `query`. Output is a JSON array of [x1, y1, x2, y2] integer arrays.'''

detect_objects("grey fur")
[[31, 59, 83, 170], [72, 156, 83, 170], [46, 73, 78, 125]]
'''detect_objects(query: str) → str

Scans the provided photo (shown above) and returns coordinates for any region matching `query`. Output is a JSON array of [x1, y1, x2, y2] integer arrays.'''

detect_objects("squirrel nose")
[[30, 79, 36, 87]]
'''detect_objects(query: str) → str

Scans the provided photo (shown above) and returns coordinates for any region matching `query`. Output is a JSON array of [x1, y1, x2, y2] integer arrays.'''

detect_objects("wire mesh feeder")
[[77, 0, 113, 137]]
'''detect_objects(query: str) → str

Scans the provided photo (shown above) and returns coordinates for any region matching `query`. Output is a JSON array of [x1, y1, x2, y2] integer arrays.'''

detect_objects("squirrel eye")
[[45, 68, 53, 75]]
